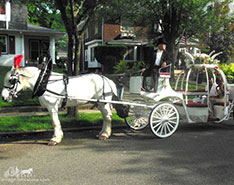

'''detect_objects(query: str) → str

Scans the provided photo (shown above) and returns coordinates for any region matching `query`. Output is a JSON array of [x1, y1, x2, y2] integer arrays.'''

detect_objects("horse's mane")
[[16, 67, 40, 90]]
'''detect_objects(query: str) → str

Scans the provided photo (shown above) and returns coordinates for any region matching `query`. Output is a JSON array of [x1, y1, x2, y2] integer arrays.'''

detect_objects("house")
[[0, 1, 64, 67], [80, 17, 149, 73]]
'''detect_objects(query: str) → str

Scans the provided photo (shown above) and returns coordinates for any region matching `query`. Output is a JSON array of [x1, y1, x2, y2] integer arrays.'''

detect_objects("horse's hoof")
[[48, 141, 58, 146], [99, 136, 107, 140]]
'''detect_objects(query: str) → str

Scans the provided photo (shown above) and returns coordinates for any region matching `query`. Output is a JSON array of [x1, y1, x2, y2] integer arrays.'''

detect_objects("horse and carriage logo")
[[3, 166, 33, 178]]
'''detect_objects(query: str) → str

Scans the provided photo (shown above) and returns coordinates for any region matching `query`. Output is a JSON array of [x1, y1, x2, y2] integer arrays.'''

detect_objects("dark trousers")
[[151, 66, 160, 92], [142, 66, 160, 92]]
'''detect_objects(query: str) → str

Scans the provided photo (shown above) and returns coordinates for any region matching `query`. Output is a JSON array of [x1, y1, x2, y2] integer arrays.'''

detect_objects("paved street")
[[1, 120, 234, 185]]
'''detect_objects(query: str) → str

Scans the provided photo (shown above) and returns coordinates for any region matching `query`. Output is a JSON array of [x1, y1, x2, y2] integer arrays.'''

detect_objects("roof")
[[0, 24, 65, 39], [107, 38, 148, 46], [27, 24, 64, 34]]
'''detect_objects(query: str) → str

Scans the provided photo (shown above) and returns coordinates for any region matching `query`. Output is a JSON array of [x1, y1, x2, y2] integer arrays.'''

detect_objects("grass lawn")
[[0, 112, 125, 132]]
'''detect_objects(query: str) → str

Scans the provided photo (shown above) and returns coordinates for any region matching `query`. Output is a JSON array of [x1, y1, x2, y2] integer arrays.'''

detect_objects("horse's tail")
[[100, 74, 129, 118], [112, 94, 130, 118]]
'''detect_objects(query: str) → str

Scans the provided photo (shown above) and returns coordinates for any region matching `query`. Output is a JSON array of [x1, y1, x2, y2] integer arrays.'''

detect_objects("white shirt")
[[155, 50, 163, 66]]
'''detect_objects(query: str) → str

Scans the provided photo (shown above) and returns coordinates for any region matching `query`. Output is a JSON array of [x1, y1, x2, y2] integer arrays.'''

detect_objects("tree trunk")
[[76, 35, 82, 74], [167, 42, 175, 81], [66, 34, 78, 118], [73, 34, 79, 76], [67, 34, 74, 76]]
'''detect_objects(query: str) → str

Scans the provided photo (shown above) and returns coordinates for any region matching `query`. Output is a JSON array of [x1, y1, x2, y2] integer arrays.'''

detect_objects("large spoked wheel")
[[149, 102, 179, 138], [125, 99, 152, 130]]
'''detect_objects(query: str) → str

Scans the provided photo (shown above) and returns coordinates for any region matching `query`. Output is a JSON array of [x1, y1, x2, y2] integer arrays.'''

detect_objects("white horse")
[[1, 66, 119, 146]]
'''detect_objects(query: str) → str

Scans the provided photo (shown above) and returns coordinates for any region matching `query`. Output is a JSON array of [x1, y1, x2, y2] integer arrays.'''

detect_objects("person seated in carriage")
[[142, 37, 169, 92], [209, 77, 225, 119]]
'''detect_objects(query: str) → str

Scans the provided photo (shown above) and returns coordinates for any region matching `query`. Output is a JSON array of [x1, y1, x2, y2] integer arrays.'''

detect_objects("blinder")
[[3, 72, 21, 97]]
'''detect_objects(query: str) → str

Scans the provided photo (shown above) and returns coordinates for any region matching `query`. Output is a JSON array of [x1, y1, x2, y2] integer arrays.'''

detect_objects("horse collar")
[[32, 58, 52, 98]]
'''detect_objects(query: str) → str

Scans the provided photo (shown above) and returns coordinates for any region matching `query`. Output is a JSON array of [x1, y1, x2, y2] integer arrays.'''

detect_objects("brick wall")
[[0, 1, 27, 30], [103, 24, 121, 43], [9, 2, 27, 30]]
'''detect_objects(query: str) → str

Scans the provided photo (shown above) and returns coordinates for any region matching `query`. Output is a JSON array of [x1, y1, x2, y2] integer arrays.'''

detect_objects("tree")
[[26, 1, 67, 56], [55, 0, 110, 76], [55, 0, 110, 117], [27, 1, 63, 30], [101, 0, 233, 79], [200, 2, 234, 63]]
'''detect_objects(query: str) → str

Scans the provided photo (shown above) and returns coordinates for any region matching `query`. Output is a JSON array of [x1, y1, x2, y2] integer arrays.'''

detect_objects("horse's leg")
[[48, 108, 64, 146], [97, 103, 112, 140]]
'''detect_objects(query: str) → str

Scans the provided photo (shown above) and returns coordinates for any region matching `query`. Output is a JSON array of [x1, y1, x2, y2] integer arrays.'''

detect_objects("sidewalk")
[[0, 90, 142, 117]]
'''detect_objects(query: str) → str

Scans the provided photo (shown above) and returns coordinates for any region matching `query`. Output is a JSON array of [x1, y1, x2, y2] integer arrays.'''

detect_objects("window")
[[0, 35, 7, 54], [41, 41, 49, 56], [9, 36, 15, 54], [29, 40, 40, 62], [85, 49, 88, 61]]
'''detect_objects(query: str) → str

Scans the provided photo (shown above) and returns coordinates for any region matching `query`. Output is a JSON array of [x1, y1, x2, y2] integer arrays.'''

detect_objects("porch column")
[[50, 37, 56, 64], [134, 46, 137, 61], [20, 33, 25, 66]]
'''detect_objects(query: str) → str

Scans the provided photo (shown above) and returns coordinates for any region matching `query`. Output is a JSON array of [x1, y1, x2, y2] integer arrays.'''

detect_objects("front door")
[[29, 39, 49, 64]]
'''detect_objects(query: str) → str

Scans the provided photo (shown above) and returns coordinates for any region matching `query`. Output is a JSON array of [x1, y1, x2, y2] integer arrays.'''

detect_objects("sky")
[[229, 2, 234, 12]]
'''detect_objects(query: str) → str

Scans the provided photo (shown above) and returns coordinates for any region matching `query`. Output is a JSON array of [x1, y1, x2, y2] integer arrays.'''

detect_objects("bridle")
[[3, 72, 21, 98]]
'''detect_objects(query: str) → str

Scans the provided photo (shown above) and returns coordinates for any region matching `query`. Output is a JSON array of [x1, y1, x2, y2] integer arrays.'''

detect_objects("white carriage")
[[2, 54, 234, 145], [126, 59, 234, 138]]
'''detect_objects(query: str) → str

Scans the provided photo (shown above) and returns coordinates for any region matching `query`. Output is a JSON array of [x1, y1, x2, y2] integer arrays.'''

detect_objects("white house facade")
[[0, 1, 64, 67]]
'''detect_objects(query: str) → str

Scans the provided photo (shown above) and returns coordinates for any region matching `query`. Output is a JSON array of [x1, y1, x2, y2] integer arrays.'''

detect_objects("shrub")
[[218, 63, 234, 83], [114, 60, 144, 74], [113, 60, 130, 74]]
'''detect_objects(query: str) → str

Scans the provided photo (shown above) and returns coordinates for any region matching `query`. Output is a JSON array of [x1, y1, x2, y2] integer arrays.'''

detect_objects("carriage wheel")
[[149, 102, 179, 138], [125, 99, 151, 130]]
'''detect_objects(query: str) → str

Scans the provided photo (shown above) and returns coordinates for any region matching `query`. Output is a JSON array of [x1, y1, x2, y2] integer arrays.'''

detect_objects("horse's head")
[[1, 55, 36, 102], [1, 67, 24, 102]]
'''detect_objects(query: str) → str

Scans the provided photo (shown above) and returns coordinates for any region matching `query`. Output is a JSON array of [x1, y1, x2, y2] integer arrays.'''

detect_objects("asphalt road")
[[1, 120, 234, 185]]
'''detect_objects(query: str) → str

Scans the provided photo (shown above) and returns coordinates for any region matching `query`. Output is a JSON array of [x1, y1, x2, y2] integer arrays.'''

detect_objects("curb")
[[0, 103, 95, 114], [0, 125, 128, 137]]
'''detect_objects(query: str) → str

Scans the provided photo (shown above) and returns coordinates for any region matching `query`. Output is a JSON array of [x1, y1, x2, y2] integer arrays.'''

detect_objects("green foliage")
[[27, 1, 65, 32], [0, 113, 124, 132], [114, 60, 144, 74], [198, 1, 234, 62], [94, 45, 127, 73], [218, 63, 234, 83], [130, 61, 144, 73], [113, 60, 130, 74]]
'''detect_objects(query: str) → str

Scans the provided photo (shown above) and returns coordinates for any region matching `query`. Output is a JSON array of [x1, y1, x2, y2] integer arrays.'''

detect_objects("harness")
[[3, 72, 21, 98], [31, 61, 129, 116], [31, 58, 69, 109], [32, 58, 53, 98]]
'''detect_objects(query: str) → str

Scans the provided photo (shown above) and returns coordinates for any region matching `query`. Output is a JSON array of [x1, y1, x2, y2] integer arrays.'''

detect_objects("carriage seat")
[[175, 89, 207, 93], [174, 101, 208, 107], [159, 72, 171, 77]]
